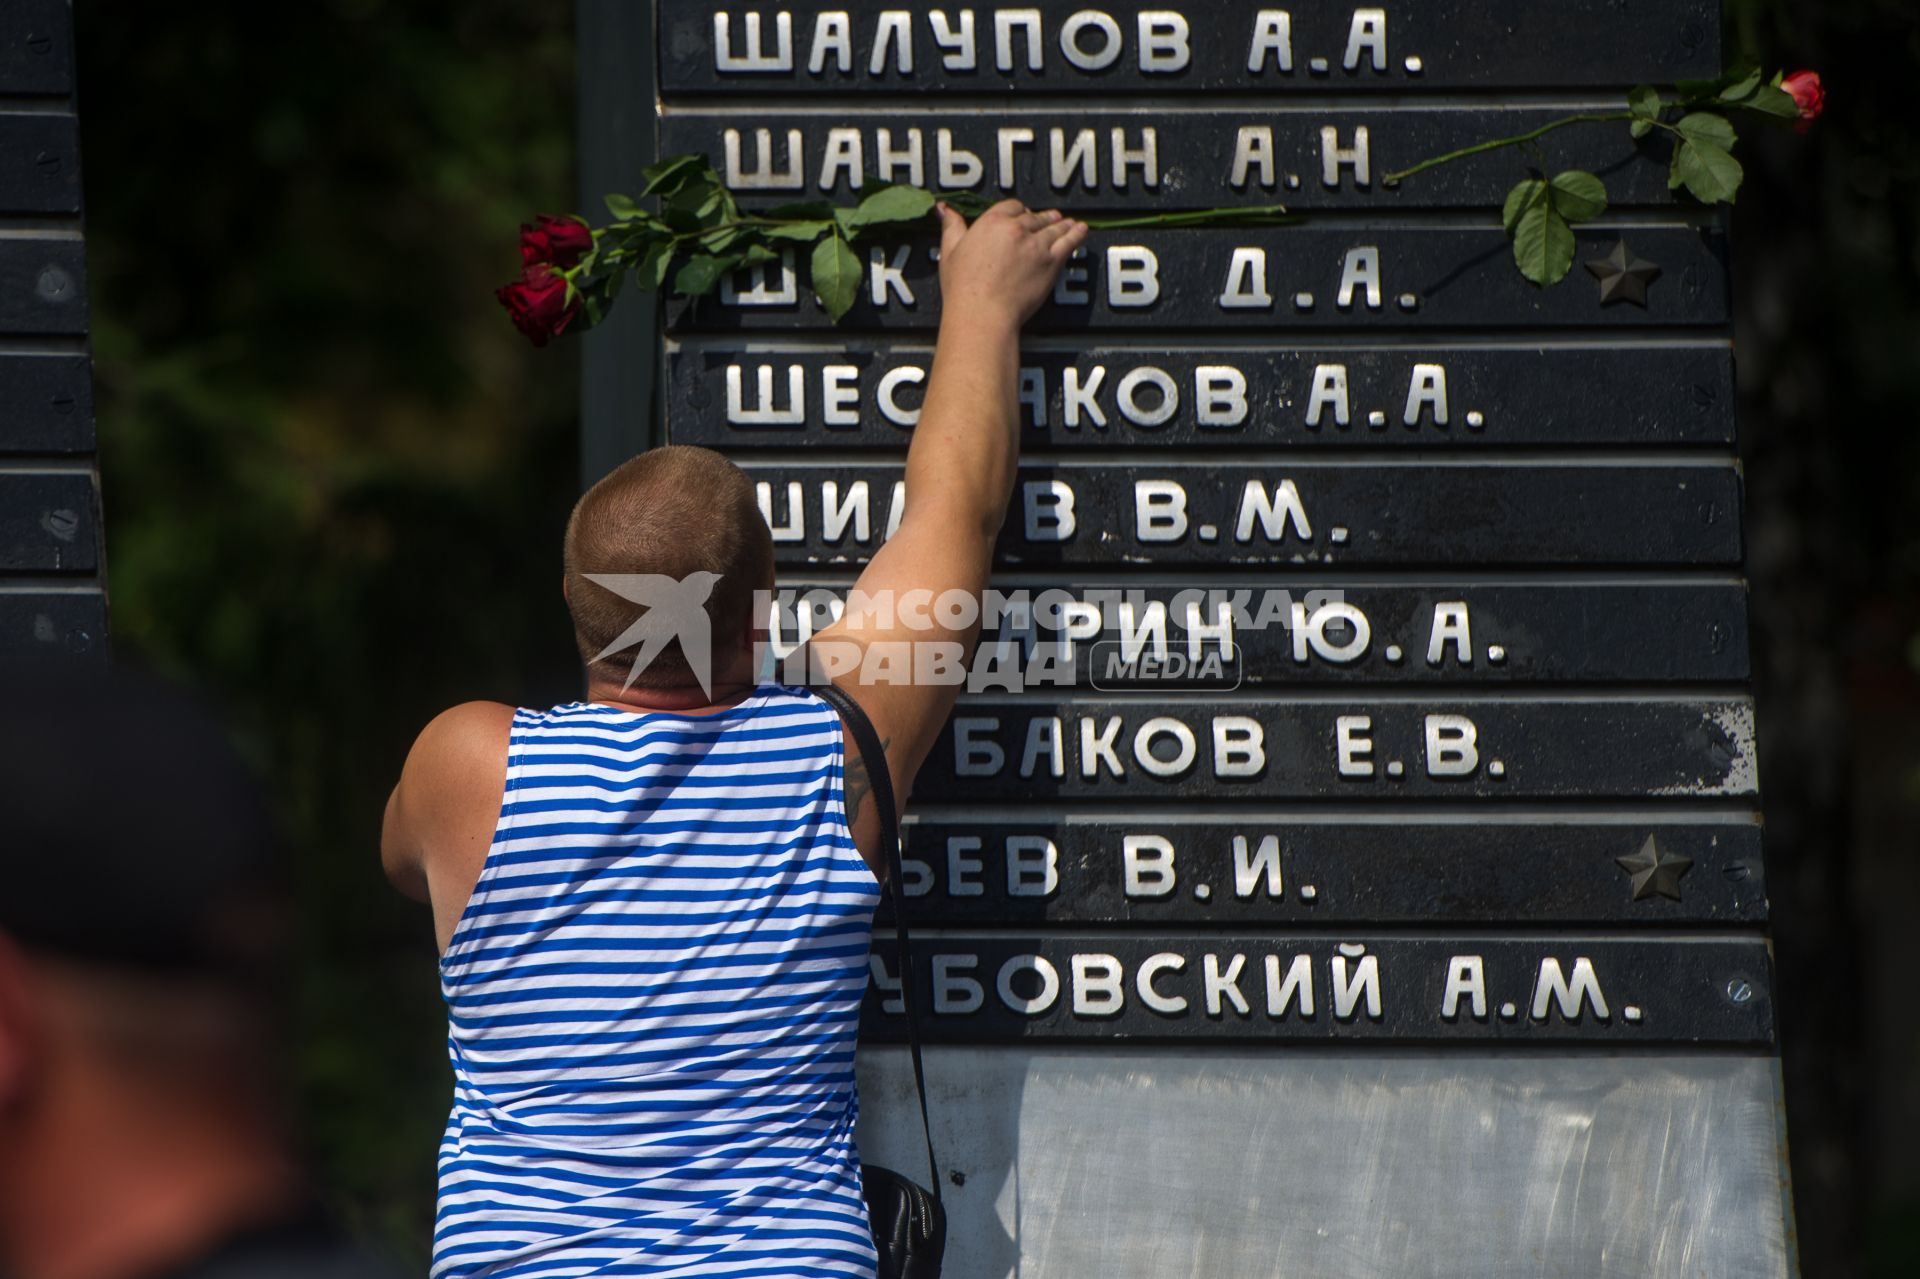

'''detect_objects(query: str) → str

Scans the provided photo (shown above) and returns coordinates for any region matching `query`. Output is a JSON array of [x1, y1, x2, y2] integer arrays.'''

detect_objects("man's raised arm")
[[810, 200, 1086, 813]]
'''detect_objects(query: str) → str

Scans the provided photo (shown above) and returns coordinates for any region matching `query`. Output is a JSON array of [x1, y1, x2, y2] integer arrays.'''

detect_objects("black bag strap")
[[814, 680, 943, 1203]]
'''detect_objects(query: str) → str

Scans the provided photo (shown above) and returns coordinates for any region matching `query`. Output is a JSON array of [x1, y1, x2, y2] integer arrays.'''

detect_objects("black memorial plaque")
[[0, 113, 80, 214], [773, 580, 1753, 685], [670, 341, 1736, 450], [667, 226, 1730, 333], [0, 471, 98, 571], [660, 108, 1681, 210], [0, 354, 94, 453], [885, 818, 1767, 926], [649, 0, 1783, 1057], [0, 1, 75, 96], [748, 462, 1744, 568], [0, 236, 87, 335], [0, 588, 106, 658], [916, 696, 1755, 801], [861, 935, 1774, 1045], [659, 0, 1719, 95]]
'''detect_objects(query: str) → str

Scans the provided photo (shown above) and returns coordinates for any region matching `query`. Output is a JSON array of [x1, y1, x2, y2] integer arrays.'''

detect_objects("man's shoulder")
[[417, 700, 518, 751]]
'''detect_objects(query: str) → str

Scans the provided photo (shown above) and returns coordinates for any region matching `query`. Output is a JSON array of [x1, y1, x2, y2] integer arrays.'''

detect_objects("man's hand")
[[937, 200, 1088, 330]]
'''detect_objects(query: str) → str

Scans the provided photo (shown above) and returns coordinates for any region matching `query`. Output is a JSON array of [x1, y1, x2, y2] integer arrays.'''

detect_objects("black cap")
[[0, 664, 284, 973]]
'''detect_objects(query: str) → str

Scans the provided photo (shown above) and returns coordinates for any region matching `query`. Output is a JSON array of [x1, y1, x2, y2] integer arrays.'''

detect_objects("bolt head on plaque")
[[1586, 241, 1663, 308]]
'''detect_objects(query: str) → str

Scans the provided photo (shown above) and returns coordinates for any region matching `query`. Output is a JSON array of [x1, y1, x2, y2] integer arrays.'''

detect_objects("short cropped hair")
[[563, 446, 774, 689]]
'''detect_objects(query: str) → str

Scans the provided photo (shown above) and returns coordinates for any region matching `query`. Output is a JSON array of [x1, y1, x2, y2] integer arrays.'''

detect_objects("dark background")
[[70, 0, 1918, 1272]]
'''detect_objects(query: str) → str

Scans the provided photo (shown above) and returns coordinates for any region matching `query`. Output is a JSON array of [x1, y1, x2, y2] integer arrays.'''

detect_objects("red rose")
[[519, 214, 593, 270], [496, 265, 579, 347], [1782, 70, 1824, 131]]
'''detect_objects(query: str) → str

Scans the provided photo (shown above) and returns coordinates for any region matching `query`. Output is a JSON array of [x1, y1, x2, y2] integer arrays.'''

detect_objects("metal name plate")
[[668, 341, 1736, 450], [0, 1, 76, 96], [0, 587, 105, 658], [658, 0, 1719, 95], [917, 696, 1756, 800], [0, 354, 93, 453], [0, 114, 80, 214], [772, 580, 1752, 685], [659, 107, 1678, 210], [862, 935, 1774, 1044], [748, 462, 1744, 567], [0, 471, 95, 571], [667, 225, 1730, 332], [887, 816, 1767, 925]]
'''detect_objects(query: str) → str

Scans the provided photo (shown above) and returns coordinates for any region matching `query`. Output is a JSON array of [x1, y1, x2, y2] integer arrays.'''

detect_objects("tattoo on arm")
[[845, 736, 892, 827]]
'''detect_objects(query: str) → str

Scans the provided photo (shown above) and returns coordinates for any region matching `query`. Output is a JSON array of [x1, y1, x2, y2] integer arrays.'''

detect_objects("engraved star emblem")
[[1584, 240, 1662, 308], [1615, 835, 1693, 902]]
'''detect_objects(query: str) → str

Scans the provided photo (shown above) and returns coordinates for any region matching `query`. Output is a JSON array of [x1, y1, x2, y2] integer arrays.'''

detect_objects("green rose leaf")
[[1668, 115, 1743, 204], [740, 243, 781, 266], [1718, 66, 1763, 104], [811, 233, 862, 321], [1742, 84, 1801, 121], [1512, 197, 1575, 288], [1671, 138, 1744, 203], [674, 252, 741, 296], [1502, 178, 1547, 234], [605, 193, 644, 220], [761, 219, 833, 243], [1628, 84, 1662, 138], [936, 190, 996, 219], [1548, 170, 1609, 222], [1676, 111, 1738, 151], [634, 240, 674, 291], [641, 154, 709, 197], [845, 184, 937, 231], [700, 225, 745, 253]]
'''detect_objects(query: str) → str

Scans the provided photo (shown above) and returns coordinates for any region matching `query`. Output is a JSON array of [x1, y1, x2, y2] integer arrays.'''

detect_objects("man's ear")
[[561, 574, 571, 605], [0, 937, 40, 1108]]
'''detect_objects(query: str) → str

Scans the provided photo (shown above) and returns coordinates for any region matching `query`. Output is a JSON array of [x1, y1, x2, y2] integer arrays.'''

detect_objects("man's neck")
[[585, 658, 761, 716], [0, 1071, 298, 1279]]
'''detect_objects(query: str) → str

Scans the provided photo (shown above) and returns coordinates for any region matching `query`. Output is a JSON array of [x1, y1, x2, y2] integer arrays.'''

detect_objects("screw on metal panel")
[[41, 509, 79, 540], [35, 151, 61, 177], [1726, 979, 1754, 1004], [51, 394, 75, 415], [26, 34, 53, 56], [948, 1170, 966, 1187], [1724, 861, 1753, 882], [36, 266, 74, 302]]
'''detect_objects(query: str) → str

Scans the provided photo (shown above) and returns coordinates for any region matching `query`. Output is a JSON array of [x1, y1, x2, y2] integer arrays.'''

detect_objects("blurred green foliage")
[[76, 0, 587, 1263]]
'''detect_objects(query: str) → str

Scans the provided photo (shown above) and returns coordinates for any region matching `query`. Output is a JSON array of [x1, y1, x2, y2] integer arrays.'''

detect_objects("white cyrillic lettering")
[[1235, 479, 1312, 543], [1063, 365, 1108, 428], [1337, 245, 1383, 309], [1404, 363, 1449, 426], [724, 126, 804, 190], [1110, 128, 1159, 190], [1233, 834, 1283, 898], [808, 12, 853, 73], [726, 363, 805, 426], [1134, 480, 1188, 542], [820, 479, 870, 544], [1204, 953, 1251, 1017], [756, 480, 805, 542], [869, 245, 915, 306], [1425, 714, 1479, 777], [933, 953, 983, 1014], [937, 128, 985, 187], [1123, 834, 1176, 897], [995, 10, 1044, 71], [1137, 11, 1191, 72], [1023, 480, 1077, 541], [1427, 602, 1472, 666], [1306, 363, 1350, 427], [1336, 714, 1374, 777], [1072, 953, 1125, 1017], [997, 954, 1061, 1015], [1213, 717, 1265, 778], [946, 836, 984, 897], [1081, 716, 1125, 778], [1137, 952, 1188, 1014], [1331, 946, 1383, 1020], [1006, 836, 1059, 897], [1442, 956, 1488, 1020], [1266, 953, 1315, 1017], [1345, 9, 1388, 72], [1117, 366, 1178, 426], [822, 364, 861, 425], [1106, 246, 1161, 307], [1248, 10, 1294, 72], [715, 11, 794, 72], [929, 9, 978, 71], [870, 10, 913, 74], [1060, 10, 1122, 71], [1196, 366, 1248, 426], [1220, 247, 1274, 309], [1321, 125, 1372, 188], [1532, 957, 1610, 1022], [1020, 716, 1065, 779], [877, 366, 925, 425], [953, 717, 1004, 776], [1134, 717, 1197, 778]]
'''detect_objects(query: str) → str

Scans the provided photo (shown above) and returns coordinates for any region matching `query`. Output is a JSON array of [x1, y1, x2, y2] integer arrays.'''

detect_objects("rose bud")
[[1782, 70, 1825, 132], [496, 265, 580, 347], [518, 214, 594, 270]]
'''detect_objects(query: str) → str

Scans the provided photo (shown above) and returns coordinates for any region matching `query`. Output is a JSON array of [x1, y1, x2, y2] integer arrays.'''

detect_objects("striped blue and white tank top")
[[433, 684, 882, 1279]]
